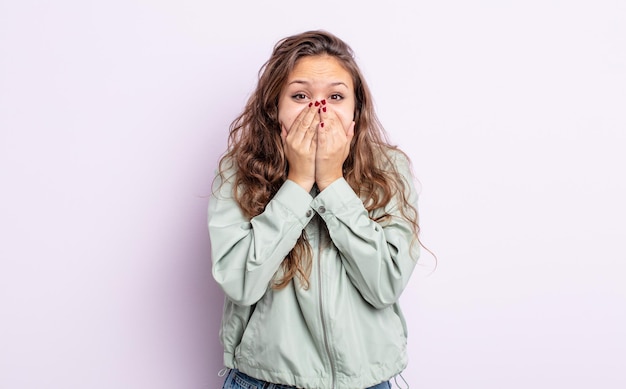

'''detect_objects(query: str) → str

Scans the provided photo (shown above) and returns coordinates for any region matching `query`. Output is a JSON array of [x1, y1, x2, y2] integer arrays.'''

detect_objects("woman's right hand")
[[281, 102, 320, 192]]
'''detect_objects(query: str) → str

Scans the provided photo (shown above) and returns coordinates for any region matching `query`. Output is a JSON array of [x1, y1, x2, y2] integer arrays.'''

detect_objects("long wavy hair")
[[218, 30, 421, 289]]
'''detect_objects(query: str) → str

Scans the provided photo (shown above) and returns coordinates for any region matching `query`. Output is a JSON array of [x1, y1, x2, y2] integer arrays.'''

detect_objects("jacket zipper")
[[317, 220, 336, 389]]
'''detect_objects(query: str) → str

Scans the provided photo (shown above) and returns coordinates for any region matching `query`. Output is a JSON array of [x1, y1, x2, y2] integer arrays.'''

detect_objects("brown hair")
[[218, 30, 420, 288]]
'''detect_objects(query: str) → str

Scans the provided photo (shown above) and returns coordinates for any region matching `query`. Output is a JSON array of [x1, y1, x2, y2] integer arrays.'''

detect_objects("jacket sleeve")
[[208, 169, 315, 306], [310, 151, 420, 309]]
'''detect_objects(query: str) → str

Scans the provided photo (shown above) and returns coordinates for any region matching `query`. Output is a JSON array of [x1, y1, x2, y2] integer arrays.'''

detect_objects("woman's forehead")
[[287, 55, 353, 88]]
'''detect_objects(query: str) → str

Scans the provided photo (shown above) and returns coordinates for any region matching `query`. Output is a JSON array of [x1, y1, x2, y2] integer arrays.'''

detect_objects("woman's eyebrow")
[[287, 80, 309, 86], [329, 81, 349, 88], [288, 80, 349, 88]]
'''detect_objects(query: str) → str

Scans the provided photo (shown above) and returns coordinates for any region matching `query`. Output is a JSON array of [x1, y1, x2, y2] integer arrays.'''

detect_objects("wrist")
[[287, 174, 314, 192], [316, 175, 342, 192]]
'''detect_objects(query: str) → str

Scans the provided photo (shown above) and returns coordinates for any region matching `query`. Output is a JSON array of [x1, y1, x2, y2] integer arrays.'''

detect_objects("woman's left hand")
[[315, 103, 355, 191]]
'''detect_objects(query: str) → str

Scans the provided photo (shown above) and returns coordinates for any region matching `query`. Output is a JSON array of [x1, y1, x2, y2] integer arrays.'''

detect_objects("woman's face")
[[278, 55, 356, 133]]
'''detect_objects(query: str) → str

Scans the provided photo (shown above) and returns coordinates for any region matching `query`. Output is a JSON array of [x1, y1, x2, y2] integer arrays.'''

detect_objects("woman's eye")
[[292, 93, 308, 100], [330, 94, 343, 101]]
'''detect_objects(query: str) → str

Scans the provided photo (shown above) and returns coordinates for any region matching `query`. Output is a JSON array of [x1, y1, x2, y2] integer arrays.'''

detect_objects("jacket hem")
[[234, 355, 407, 389]]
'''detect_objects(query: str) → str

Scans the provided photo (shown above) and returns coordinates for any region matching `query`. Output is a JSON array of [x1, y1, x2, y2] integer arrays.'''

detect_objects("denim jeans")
[[222, 369, 392, 389]]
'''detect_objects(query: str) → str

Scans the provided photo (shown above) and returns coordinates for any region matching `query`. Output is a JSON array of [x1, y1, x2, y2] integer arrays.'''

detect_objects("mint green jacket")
[[208, 150, 419, 389]]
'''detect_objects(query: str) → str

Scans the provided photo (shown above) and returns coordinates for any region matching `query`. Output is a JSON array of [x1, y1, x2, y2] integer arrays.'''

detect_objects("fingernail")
[[308, 102, 313, 107], [314, 101, 320, 107], [320, 122, 324, 128], [321, 99, 326, 105], [318, 108, 320, 113], [322, 107, 326, 112]]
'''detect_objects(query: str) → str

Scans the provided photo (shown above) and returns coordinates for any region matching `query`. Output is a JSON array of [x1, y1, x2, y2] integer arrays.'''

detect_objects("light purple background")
[[1, 1, 625, 388]]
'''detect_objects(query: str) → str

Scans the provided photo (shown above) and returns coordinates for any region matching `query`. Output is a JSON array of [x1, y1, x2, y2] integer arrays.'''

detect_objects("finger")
[[304, 113, 321, 148], [347, 121, 355, 139], [344, 121, 355, 154], [300, 101, 321, 130], [319, 100, 329, 129], [288, 103, 319, 144], [316, 119, 329, 149], [286, 103, 311, 135], [320, 105, 346, 136]]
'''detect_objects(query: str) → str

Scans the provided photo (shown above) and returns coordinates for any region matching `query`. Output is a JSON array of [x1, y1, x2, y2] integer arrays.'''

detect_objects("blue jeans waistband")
[[221, 368, 391, 389]]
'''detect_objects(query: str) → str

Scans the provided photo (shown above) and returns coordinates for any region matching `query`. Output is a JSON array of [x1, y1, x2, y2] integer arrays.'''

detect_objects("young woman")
[[208, 30, 421, 389]]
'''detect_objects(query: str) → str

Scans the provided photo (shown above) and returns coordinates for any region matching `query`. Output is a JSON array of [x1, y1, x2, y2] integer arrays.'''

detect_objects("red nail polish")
[[320, 122, 324, 128], [318, 108, 320, 113], [308, 102, 313, 107], [314, 101, 320, 107], [322, 107, 327, 112], [321, 99, 326, 105]]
